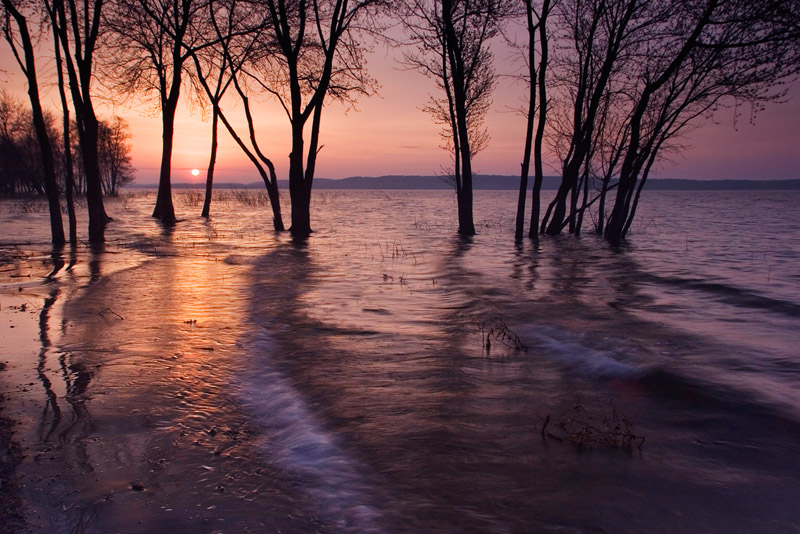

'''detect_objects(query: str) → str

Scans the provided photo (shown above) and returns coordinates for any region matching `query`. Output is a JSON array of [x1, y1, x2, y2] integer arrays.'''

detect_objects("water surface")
[[1, 189, 799, 533]]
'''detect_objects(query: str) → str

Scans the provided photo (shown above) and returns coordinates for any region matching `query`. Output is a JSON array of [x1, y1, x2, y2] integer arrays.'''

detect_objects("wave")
[[525, 324, 800, 426], [642, 273, 800, 318], [237, 328, 385, 534]]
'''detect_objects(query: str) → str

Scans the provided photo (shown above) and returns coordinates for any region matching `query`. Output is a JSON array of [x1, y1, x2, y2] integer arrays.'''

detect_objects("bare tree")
[[190, 0, 285, 228], [98, 116, 135, 196], [0, 90, 27, 195], [105, 0, 207, 225], [400, 0, 508, 236], [605, 0, 800, 244], [194, 6, 226, 219], [52, 17, 78, 243], [540, 0, 662, 236], [47, 0, 111, 243], [2, 0, 65, 245], [513, 0, 552, 241], [254, 0, 386, 238]]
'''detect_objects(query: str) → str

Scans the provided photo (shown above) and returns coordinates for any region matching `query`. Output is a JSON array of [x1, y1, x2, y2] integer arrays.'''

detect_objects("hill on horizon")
[[128, 174, 800, 191]]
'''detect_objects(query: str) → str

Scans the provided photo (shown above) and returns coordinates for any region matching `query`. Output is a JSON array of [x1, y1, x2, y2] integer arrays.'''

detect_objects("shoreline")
[[0, 360, 26, 533], [0, 247, 58, 533], [0, 242, 326, 533]]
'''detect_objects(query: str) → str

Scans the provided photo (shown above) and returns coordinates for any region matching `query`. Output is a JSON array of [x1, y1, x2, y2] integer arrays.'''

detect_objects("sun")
[[191, 168, 200, 176]]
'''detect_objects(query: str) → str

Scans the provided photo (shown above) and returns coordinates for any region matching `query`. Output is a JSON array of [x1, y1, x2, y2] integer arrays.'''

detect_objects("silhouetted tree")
[[190, 0, 285, 228], [47, 0, 111, 243], [541, 0, 661, 236], [98, 116, 135, 196], [257, 0, 385, 238], [0, 90, 30, 195], [514, 0, 552, 241], [105, 0, 206, 225], [605, 0, 800, 244], [2, 0, 65, 245], [52, 18, 78, 243], [192, 1, 228, 219], [400, 0, 508, 236]]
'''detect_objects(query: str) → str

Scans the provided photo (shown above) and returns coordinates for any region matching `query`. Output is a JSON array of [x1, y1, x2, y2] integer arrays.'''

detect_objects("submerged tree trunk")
[[288, 119, 311, 237], [529, 0, 550, 241], [515, 10, 536, 242], [596, 174, 609, 234], [515, 134, 532, 241], [55, 35, 77, 243], [80, 110, 110, 243], [152, 101, 177, 225], [576, 161, 590, 236], [3, 0, 65, 246], [263, 160, 285, 231], [201, 106, 219, 218], [545, 159, 580, 235]]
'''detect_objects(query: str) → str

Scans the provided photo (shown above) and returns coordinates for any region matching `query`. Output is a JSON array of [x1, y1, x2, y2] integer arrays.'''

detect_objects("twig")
[[98, 307, 124, 320]]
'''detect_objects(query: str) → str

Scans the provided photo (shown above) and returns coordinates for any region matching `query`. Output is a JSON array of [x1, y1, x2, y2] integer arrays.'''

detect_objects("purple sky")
[[2, 36, 799, 183]]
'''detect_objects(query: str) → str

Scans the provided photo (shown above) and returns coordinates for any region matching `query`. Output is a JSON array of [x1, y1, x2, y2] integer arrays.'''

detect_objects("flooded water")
[[1, 189, 799, 533]]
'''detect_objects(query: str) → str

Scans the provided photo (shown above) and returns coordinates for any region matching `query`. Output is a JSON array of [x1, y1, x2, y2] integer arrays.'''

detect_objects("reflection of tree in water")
[[35, 247, 95, 458], [89, 243, 104, 284], [248, 237, 548, 531], [37, 288, 62, 441], [511, 239, 540, 293]]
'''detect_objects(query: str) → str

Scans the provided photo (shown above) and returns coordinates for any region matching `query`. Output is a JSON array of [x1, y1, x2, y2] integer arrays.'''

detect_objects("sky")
[[2, 30, 799, 184]]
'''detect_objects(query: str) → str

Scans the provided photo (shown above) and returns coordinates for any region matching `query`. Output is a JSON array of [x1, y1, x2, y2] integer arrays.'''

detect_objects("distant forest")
[[2, 0, 799, 246], [0, 92, 135, 198]]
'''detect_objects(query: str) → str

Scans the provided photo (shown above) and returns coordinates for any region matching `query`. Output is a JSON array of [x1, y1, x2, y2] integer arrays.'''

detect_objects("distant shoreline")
[[127, 175, 800, 191]]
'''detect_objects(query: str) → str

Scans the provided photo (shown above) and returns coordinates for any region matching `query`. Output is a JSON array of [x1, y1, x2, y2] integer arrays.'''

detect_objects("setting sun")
[[191, 169, 200, 176]]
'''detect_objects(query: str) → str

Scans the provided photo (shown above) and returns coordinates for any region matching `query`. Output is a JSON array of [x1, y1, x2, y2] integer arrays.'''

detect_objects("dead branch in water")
[[481, 321, 528, 353], [542, 401, 645, 451], [98, 307, 124, 320]]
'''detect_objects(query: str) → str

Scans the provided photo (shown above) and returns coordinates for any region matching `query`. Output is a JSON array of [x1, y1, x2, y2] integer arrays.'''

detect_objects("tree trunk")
[[454, 101, 475, 236], [214, 105, 285, 231], [596, 175, 609, 234], [152, 101, 177, 225], [32, 102, 65, 247], [56, 50, 77, 244], [3, 1, 65, 245], [201, 106, 219, 218], [289, 120, 311, 237], [529, 0, 550, 241], [515, 2, 536, 242], [80, 109, 110, 243], [576, 162, 590, 236], [569, 173, 581, 233], [545, 158, 580, 235], [607, 2, 714, 245], [264, 160, 285, 231]]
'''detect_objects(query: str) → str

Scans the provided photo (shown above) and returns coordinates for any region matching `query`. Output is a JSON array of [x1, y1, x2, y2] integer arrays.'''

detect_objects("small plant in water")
[[481, 320, 527, 353], [541, 401, 645, 451]]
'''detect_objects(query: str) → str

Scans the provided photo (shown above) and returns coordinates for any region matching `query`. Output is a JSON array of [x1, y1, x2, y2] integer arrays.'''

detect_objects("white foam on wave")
[[520, 324, 645, 378], [236, 328, 385, 534]]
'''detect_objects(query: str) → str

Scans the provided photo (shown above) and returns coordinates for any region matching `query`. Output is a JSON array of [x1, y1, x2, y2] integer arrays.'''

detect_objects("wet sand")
[[0, 246, 329, 533], [1, 248, 53, 533]]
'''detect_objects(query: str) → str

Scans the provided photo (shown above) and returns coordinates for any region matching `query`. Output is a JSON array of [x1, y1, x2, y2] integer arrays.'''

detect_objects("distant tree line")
[[1, 0, 799, 245], [0, 92, 135, 198]]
